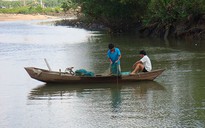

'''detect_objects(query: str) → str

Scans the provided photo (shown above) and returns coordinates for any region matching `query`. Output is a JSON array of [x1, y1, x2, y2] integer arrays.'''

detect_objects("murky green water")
[[0, 20, 204, 128]]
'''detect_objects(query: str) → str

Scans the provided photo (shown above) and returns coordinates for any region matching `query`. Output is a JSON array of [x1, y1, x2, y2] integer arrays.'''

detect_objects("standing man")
[[130, 50, 152, 75], [107, 43, 121, 75]]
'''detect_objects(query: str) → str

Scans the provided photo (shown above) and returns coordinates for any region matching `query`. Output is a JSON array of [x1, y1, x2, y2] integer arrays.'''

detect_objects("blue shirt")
[[107, 48, 121, 65]]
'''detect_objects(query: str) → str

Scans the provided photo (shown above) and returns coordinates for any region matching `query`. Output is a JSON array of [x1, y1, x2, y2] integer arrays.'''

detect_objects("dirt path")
[[0, 13, 58, 21]]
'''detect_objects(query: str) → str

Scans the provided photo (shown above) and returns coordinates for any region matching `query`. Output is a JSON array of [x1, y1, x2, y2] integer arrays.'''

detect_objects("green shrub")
[[0, 6, 62, 14]]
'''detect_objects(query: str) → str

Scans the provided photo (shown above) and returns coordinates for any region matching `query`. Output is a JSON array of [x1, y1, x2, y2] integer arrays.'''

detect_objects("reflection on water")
[[27, 81, 204, 127], [27, 82, 168, 127], [28, 81, 165, 101], [28, 82, 165, 109]]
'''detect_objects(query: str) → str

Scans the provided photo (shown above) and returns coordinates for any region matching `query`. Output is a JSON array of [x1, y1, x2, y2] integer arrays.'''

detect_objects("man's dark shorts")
[[142, 68, 148, 72]]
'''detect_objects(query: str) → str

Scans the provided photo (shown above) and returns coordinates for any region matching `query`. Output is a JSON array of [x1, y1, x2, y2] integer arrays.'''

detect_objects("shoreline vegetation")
[[0, 0, 205, 40]]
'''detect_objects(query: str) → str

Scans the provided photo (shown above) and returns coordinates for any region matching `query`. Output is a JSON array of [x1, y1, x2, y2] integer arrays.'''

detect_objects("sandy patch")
[[0, 13, 58, 21]]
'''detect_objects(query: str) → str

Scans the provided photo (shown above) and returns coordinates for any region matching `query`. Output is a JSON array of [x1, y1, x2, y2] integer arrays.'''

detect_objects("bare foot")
[[129, 73, 136, 76]]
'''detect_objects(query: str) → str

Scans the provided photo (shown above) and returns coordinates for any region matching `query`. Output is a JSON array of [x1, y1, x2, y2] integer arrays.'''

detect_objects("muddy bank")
[[55, 18, 108, 31]]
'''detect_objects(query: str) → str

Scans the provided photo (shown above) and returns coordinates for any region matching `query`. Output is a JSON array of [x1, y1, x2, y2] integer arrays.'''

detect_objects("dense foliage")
[[68, 0, 204, 33], [78, 0, 149, 32], [146, 0, 205, 24]]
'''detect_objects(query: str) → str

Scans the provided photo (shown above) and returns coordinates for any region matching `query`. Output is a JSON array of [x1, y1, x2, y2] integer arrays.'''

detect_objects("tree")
[[61, 0, 75, 13], [79, 0, 149, 33], [146, 0, 205, 24]]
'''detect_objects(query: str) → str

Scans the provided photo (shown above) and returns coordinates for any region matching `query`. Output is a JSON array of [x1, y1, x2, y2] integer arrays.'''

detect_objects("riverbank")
[[55, 14, 205, 40], [55, 18, 108, 31], [1, 13, 204, 40], [0, 13, 59, 21]]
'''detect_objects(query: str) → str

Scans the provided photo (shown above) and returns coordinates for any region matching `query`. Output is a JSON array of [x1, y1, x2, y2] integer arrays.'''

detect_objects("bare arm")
[[115, 55, 121, 63]]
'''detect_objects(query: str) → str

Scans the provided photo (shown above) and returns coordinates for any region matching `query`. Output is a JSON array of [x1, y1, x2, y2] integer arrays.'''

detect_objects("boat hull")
[[24, 67, 165, 84]]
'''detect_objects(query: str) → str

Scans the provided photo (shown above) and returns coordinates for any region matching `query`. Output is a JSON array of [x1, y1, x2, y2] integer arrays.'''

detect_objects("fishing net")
[[75, 69, 95, 77], [110, 63, 121, 75]]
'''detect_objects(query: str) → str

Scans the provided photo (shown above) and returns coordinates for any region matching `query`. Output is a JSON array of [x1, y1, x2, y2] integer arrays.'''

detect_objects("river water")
[[0, 20, 205, 128]]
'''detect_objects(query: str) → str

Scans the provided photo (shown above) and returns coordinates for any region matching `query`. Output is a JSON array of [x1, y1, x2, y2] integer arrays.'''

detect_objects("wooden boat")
[[24, 67, 165, 84]]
